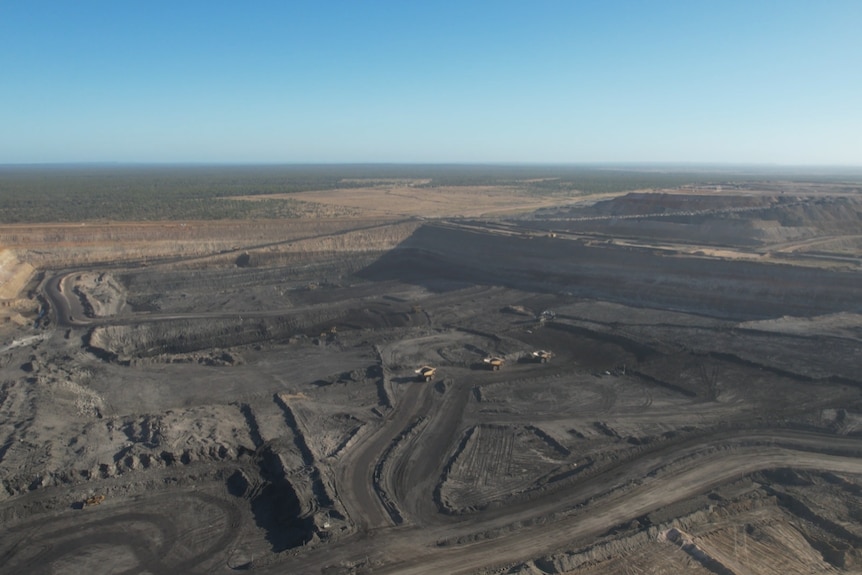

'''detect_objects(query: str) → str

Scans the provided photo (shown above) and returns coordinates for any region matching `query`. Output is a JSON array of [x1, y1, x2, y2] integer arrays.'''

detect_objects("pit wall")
[[0, 249, 35, 300], [0, 219, 416, 268], [361, 224, 862, 320]]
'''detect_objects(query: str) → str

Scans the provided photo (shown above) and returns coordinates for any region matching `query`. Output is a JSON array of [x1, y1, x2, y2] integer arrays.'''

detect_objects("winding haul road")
[[30, 266, 862, 574], [271, 427, 862, 575]]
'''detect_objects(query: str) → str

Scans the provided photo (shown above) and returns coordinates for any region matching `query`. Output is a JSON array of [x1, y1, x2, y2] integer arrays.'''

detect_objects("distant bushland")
[[1, 163, 859, 223]]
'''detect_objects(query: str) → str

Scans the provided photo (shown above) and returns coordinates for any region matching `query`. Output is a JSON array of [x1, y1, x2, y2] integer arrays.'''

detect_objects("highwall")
[[360, 223, 862, 320]]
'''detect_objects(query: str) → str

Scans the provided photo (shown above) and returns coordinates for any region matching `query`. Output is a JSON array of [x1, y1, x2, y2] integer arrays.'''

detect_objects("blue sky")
[[2, 1, 860, 164]]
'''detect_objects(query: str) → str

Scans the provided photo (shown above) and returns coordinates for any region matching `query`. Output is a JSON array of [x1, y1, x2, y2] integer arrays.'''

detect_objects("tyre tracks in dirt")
[[377, 445, 862, 575], [272, 430, 862, 574], [0, 489, 242, 575], [334, 374, 438, 531]]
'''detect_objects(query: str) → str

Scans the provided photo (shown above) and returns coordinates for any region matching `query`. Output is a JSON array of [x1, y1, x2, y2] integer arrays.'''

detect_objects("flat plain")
[[1, 166, 861, 574]]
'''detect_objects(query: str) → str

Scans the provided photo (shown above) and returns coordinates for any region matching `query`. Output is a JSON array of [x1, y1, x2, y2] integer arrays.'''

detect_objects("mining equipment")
[[484, 357, 505, 371], [531, 350, 554, 363], [538, 310, 556, 322], [415, 366, 436, 382], [82, 494, 105, 508], [319, 326, 338, 339]]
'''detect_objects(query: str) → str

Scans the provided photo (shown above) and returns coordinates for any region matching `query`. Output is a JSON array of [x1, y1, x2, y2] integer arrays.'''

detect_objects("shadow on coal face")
[[230, 456, 315, 553], [357, 227, 483, 293], [250, 482, 315, 553], [358, 223, 862, 320], [359, 250, 478, 293]]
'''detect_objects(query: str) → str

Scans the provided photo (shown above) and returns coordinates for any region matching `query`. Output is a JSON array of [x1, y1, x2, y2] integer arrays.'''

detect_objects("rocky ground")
[[0, 185, 861, 574]]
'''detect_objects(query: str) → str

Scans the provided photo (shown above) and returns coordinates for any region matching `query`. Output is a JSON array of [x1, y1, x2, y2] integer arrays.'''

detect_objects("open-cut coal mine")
[[1, 170, 862, 574]]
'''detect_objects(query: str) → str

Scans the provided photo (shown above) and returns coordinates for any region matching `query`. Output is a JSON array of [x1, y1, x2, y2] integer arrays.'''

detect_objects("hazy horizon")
[[3, 162, 862, 173], [3, 1, 861, 165]]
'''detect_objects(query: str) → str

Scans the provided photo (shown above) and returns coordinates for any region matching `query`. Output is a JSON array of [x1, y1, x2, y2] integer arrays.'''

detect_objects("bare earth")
[[228, 184, 578, 218], [1, 183, 862, 574]]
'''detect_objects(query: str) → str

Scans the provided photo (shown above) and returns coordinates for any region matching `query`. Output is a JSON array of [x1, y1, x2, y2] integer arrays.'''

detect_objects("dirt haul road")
[[265, 431, 862, 575], [4, 430, 858, 575]]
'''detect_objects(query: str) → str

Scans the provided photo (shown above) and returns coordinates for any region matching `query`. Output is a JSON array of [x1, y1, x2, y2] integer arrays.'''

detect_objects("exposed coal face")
[[360, 223, 862, 320]]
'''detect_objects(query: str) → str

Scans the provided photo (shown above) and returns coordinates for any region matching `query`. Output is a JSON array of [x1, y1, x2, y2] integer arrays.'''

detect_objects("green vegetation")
[[0, 165, 343, 223], [1, 164, 860, 223]]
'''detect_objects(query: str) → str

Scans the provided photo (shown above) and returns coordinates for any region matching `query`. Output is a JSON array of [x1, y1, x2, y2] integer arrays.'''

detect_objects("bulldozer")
[[415, 366, 436, 382], [484, 357, 505, 371], [531, 350, 554, 363]]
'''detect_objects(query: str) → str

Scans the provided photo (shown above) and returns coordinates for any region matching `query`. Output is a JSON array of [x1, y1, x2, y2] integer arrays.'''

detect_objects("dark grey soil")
[[2, 189, 862, 574]]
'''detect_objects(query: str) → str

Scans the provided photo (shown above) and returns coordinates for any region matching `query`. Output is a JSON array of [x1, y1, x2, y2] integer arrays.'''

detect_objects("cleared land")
[[228, 183, 577, 218], [1, 168, 861, 574]]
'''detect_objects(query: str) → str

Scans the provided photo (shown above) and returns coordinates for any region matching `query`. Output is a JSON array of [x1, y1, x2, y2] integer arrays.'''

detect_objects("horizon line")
[[3, 161, 862, 171]]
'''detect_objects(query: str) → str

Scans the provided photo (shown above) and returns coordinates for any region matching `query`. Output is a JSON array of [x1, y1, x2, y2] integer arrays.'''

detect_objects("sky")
[[2, 1, 861, 165]]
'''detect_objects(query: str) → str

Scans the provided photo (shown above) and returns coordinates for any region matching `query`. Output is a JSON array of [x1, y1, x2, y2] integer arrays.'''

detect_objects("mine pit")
[[1, 173, 862, 574]]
